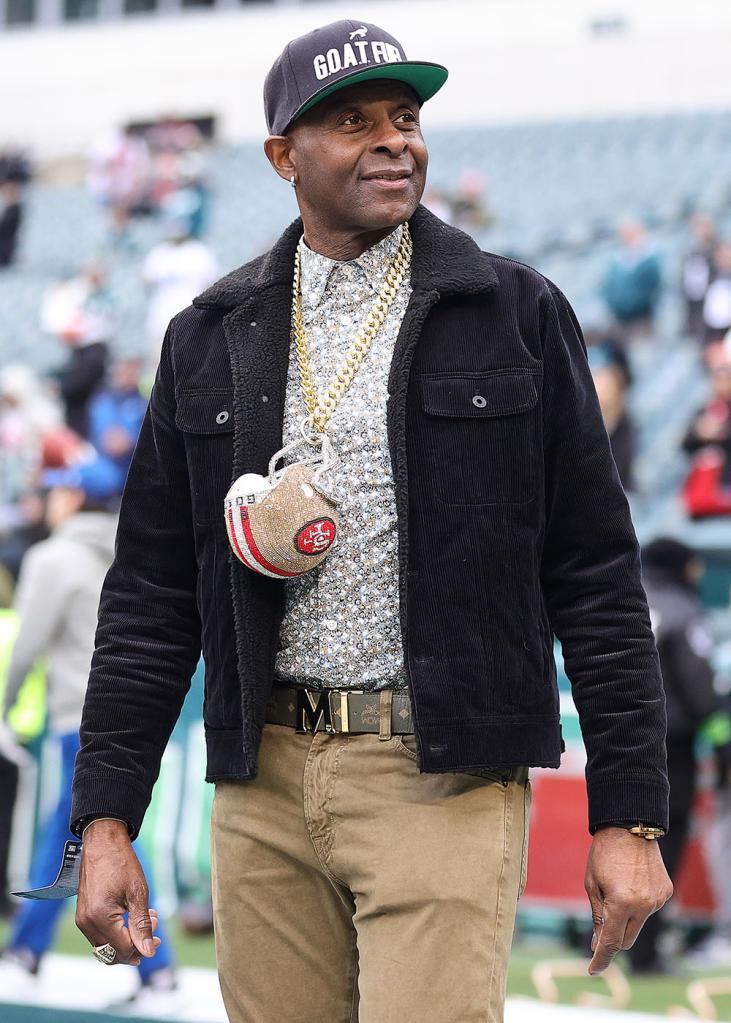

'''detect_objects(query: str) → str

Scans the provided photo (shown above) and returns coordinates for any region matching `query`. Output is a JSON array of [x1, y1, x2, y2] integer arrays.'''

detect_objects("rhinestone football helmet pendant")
[[224, 425, 339, 578]]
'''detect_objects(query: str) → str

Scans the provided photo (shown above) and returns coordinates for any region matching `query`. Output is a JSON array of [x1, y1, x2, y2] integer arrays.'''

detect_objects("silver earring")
[[290, 175, 297, 189]]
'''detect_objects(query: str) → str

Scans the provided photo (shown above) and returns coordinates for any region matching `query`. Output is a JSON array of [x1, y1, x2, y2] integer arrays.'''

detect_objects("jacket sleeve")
[[538, 283, 669, 834], [70, 316, 201, 841]]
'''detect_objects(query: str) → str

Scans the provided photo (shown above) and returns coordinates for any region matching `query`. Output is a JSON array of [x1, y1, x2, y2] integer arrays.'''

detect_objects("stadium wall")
[[2, 0, 731, 160]]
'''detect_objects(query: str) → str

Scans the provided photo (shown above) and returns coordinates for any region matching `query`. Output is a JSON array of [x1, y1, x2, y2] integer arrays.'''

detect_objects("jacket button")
[[215, 410, 230, 425], [472, 394, 487, 409], [250, 321, 257, 328]]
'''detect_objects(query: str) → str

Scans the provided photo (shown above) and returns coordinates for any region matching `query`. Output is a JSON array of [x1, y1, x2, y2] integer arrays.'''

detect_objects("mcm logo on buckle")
[[295, 689, 335, 733]]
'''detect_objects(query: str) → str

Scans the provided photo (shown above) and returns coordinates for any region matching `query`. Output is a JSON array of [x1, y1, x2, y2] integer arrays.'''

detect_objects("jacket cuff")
[[71, 771, 151, 842], [587, 778, 669, 835]]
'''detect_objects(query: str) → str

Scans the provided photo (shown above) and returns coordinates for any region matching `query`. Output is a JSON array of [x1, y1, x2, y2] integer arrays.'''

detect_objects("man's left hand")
[[584, 827, 673, 975]]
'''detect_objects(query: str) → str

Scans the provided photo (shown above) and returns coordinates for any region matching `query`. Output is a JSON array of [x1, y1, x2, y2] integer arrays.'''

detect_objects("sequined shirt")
[[272, 224, 411, 692]]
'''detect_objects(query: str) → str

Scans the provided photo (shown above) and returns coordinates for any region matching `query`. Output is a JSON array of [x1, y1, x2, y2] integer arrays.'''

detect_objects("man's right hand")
[[75, 819, 161, 965]]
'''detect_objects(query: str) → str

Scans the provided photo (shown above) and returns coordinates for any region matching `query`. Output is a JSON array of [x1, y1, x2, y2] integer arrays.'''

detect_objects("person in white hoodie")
[[0, 458, 178, 1012]]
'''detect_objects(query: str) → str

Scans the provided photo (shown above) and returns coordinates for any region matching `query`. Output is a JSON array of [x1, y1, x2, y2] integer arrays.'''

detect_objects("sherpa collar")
[[192, 204, 499, 310]]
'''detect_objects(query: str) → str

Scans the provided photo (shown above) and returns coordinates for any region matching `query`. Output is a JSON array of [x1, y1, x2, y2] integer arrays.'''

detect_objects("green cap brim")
[[290, 61, 449, 128]]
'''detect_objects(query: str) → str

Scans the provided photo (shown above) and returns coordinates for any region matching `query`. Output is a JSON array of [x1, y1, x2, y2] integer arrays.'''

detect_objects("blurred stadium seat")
[[4, 109, 731, 545]]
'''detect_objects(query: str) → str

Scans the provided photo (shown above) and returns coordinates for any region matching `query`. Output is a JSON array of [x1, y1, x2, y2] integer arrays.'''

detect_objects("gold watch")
[[628, 823, 665, 840], [598, 821, 666, 839]]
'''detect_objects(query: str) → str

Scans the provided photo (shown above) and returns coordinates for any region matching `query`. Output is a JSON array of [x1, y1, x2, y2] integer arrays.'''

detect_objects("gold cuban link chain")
[[291, 221, 413, 435]]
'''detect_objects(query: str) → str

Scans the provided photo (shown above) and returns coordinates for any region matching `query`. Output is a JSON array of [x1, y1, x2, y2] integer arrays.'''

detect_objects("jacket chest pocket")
[[418, 369, 541, 505], [175, 390, 235, 526]]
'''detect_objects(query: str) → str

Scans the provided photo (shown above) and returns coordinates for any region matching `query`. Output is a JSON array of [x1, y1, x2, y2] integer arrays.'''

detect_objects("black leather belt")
[[265, 681, 531, 785], [265, 681, 415, 735]]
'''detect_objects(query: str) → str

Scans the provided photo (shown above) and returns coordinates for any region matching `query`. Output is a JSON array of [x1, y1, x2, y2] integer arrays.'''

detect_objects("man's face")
[[282, 79, 428, 233]]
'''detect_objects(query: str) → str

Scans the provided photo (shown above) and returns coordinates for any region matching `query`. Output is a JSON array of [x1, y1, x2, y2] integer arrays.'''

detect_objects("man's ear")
[[264, 136, 296, 185]]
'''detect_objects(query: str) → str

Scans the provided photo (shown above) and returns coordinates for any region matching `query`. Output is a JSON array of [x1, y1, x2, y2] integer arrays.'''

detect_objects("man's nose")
[[371, 120, 408, 157]]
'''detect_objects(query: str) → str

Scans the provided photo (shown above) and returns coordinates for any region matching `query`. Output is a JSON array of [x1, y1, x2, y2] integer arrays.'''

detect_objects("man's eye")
[[396, 112, 418, 124], [341, 114, 362, 125]]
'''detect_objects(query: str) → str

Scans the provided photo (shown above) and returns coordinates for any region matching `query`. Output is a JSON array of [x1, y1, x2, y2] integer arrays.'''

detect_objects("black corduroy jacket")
[[70, 205, 669, 839]]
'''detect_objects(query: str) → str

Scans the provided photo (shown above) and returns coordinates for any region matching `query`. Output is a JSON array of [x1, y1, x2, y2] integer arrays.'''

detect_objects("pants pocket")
[[391, 733, 419, 760]]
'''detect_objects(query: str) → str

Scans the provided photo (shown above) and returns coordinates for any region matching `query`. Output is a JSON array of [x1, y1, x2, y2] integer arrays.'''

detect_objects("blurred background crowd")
[[2, 1, 731, 1019]]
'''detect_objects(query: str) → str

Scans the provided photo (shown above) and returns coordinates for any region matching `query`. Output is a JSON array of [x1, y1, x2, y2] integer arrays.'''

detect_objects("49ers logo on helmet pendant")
[[295, 517, 336, 556]]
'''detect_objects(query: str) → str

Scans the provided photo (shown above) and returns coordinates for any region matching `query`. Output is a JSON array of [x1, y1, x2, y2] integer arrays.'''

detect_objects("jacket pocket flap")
[[175, 390, 235, 434], [420, 370, 539, 418]]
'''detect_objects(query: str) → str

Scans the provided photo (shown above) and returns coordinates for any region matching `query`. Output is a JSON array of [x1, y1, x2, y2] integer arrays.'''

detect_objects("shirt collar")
[[297, 224, 404, 310]]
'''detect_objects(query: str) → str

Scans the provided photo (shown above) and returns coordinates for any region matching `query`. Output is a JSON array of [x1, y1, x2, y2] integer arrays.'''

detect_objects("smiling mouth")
[[362, 172, 412, 182]]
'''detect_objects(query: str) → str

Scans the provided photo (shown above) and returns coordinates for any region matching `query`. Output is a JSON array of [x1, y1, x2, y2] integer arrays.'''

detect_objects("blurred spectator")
[[38, 424, 86, 471], [421, 187, 453, 225], [681, 212, 717, 344], [0, 182, 23, 269], [450, 168, 492, 233], [692, 687, 731, 968], [87, 127, 151, 252], [0, 365, 61, 512], [0, 152, 32, 268], [144, 118, 209, 232], [681, 346, 731, 517], [160, 151, 211, 241], [600, 217, 662, 335], [630, 538, 731, 974], [88, 358, 147, 491], [0, 582, 21, 920], [588, 340, 635, 491], [0, 739, 19, 919], [57, 342, 109, 442], [0, 579, 43, 921], [41, 264, 116, 438], [702, 242, 731, 347], [146, 115, 205, 156], [0, 459, 180, 1012], [142, 218, 218, 370], [0, 491, 48, 586]]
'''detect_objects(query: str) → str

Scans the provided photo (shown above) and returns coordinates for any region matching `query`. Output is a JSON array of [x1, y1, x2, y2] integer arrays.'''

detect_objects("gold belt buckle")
[[339, 692, 349, 733], [333, 688, 365, 733]]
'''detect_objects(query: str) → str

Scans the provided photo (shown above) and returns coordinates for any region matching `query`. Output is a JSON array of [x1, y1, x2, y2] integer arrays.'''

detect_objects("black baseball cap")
[[264, 20, 449, 136]]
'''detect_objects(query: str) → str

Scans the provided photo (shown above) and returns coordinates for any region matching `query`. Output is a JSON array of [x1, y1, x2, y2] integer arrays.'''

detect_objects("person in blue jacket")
[[87, 357, 148, 493]]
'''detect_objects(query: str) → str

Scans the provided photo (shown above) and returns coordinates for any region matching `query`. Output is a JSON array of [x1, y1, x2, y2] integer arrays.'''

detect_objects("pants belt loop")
[[379, 690, 393, 741]]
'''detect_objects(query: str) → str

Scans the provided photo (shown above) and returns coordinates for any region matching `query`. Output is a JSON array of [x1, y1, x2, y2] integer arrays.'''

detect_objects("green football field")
[[2, 916, 730, 1020]]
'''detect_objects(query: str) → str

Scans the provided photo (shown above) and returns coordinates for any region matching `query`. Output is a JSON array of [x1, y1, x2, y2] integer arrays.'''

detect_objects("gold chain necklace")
[[222, 224, 412, 579], [291, 221, 412, 435]]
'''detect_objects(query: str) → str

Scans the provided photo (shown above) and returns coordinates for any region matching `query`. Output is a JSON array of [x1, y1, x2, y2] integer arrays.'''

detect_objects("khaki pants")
[[211, 721, 531, 1023]]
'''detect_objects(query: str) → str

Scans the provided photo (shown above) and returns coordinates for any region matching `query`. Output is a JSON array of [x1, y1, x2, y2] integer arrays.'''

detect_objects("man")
[[681, 212, 716, 344], [42, 263, 114, 439], [629, 538, 731, 974], [87, 356, 148, 492], [0, 460, 178, 1013], [600, 217, 662, 337], [71, 20, 672, 1023], [141, 214, 219, 372]]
